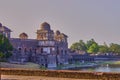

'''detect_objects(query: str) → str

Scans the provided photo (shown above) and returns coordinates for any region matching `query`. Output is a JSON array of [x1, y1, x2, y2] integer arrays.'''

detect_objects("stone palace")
[[0, 22, 69, 68]]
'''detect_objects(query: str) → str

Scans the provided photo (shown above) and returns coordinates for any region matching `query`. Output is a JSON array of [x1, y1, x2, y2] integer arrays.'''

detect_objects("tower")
[[36, 22, 54, 40]]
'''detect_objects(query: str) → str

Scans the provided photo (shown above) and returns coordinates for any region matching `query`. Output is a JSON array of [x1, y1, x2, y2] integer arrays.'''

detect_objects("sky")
[[0, 0, 120, 47]]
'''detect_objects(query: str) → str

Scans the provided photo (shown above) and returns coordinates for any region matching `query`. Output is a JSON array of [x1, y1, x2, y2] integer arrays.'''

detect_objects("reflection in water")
[[73, 64, 120, 72]]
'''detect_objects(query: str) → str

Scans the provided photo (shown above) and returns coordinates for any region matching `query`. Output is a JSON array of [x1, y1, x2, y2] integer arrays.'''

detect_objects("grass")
[[101, 61, 120, 65], [0, 62, 41, 69], [112, 61, 120, 64]]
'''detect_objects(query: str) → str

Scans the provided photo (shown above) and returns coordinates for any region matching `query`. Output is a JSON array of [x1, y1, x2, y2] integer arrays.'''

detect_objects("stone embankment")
[[1, 68, 120, 80]]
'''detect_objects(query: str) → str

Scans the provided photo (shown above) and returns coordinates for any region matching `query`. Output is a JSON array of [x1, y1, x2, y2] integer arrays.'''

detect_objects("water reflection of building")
[[0, 22, 69, 68]]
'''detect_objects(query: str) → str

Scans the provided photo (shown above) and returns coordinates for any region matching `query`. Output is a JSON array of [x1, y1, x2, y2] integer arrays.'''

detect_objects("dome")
[[40, 22, 51, 30], [55, 30, 60, 35], [19, 32, 28, 39]]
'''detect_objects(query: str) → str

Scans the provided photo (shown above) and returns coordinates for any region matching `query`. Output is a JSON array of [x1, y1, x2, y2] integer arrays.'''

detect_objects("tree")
[[70, 38, 120, 55], [99, 42, 109, 53], [70, 40, 87, 51], [86, 39, 99, 54], [78, 40, 87, 51], [87, 43, 99, 54], [86, 39, 96, 49], [109, 43, 120, 54], [70, 39, 99, 54], [0, 34, 13, 58], [70, 42, 80, 51]]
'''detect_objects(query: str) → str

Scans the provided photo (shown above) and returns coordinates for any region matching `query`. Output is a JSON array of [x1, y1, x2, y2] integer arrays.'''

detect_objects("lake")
[[70, 62, 120, 72]]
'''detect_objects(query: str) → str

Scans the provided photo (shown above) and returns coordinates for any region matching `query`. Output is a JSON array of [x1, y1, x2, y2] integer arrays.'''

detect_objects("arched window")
[[65, 50, 67, 54], [61, 50, 63, 54], [24, 48, 27, 53], [18, 47, 21, 51], [41, 48, 43, 53]]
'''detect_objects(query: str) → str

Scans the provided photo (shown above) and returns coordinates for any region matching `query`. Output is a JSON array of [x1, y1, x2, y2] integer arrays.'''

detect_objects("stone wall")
[[1, 68, 120, 80]]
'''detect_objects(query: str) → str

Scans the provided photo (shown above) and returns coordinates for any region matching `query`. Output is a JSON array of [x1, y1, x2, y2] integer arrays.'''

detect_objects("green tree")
[[109, 43, 120, 54], [70, 40, 87, 51], [70, 42, 80, 51], [99, 42, 109, 53], [87, 43, 99, 54], [0, 52, 4, 58], [70, 38, 120, 55], [0, 34, 13, 58], [86, 39, 99, 54], [86, 39, 96, 49], [79, 40, 87, 51]]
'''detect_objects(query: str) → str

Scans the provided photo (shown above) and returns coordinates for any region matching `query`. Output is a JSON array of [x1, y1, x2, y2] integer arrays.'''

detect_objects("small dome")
[[55, 30, 60, 35], [19, 32, 28, 39], [40, 22, 51, 30]]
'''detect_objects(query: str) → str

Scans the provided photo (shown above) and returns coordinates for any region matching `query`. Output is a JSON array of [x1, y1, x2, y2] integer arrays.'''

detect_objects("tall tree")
[[0, 34, 13, 58]]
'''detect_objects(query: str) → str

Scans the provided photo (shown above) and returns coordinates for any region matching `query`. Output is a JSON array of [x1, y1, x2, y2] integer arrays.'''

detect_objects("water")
[[73, 64, 120, 72]]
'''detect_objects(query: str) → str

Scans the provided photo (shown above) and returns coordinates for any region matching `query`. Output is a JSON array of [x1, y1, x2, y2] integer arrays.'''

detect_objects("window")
[[61, 50, 63, 54], [65, 50, 67, 54], [43, 47, 50, 54], [18, 47, 21, 51], [41, 48, 43, 53], [52, 47, 55, 51]]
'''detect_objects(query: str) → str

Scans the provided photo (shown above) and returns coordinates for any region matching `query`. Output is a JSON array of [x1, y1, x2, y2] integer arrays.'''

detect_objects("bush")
[[5, 52, 12, 58], [40, 66, 47, 70], [0, 52, 4, 58]]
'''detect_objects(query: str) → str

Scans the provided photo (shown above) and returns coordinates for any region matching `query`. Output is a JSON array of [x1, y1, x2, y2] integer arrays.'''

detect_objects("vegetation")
[[1, 62, 41, 69], [70, 38, 120, 54], [102, 61, 120, 65], [70, 40, 87, 51], [0, 34, 13, 60]]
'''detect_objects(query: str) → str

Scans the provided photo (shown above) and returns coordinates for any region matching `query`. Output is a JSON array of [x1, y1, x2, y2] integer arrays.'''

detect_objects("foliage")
[[87, 43, 99, 54], [0, 52, 4, 58], [70, 42, 80, 51], [0, 34, 13, 59], [40, 66, 47, 70], [70, 40, 87, 51], [70, 38, 120, 54], [86, 39, 96, 49], [109, 43, 120, 54], [99, 42, 109, 53], [86, 39, 99, 54]]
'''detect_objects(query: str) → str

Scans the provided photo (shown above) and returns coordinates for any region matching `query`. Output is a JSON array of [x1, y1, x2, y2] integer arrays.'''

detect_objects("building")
[[0, 22, 69, 68], [0, 23, 11, 38]]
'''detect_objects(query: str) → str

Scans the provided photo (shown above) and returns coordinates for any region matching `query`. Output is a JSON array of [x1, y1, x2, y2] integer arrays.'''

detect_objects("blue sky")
[[0, 0, 120, 47]]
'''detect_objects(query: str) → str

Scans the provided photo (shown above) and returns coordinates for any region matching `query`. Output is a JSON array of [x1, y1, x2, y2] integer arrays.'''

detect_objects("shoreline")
[[57, 63, 99, 70]]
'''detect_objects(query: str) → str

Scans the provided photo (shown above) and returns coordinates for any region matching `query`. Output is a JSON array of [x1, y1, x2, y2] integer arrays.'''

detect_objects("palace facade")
[[0, 22, 69, 68]]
